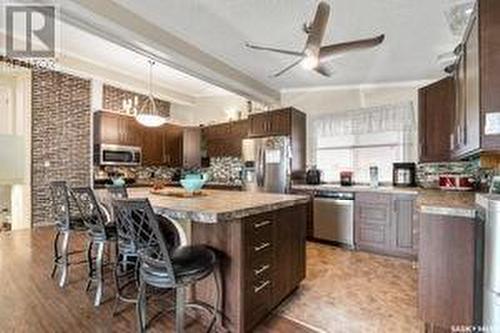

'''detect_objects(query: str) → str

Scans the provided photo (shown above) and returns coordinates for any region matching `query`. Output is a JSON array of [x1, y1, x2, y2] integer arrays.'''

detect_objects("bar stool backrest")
[[49, 181, 71, 230], [112, 198, 176, 283], [70, 187, 107, 237]]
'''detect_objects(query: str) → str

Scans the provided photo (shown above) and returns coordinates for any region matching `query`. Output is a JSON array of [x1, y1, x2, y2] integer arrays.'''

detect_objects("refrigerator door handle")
[[257, 147, 263, 187], [261, 148, 266, 188]]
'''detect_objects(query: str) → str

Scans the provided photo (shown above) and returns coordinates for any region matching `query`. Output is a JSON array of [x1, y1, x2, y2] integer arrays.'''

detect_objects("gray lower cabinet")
[[355, 192, 418, 258], [355, 193, 393, 253], [392, 194, 419, 257]]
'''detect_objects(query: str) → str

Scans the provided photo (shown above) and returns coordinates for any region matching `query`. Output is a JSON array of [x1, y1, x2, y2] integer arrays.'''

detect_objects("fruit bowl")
[[180, 178, 206, 193]]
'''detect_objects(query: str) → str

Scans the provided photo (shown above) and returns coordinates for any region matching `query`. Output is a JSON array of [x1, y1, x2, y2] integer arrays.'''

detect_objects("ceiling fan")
[[245, 1, 385, 77]]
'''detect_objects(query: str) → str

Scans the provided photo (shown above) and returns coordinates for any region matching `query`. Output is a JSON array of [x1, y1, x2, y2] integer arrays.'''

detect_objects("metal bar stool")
[[105, 186, 185, 317], [112, 198, 223, 333], [105, 186, 142, 315], [70, 186, 117, 307], [49, 181, 89, 288]]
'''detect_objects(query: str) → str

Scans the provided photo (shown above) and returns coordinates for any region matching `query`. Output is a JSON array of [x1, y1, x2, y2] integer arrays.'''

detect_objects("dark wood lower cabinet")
[[191, 204, 307, 332], [418, 213, 481, 330], [288, 188, 314, 239]]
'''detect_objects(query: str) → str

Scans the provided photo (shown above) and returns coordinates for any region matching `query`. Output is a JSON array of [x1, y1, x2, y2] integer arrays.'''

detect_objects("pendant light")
[[135, 60, 167, 127]]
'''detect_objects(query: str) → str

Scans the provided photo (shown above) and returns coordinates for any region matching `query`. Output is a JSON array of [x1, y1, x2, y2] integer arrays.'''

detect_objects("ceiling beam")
[[0, 30, 196, 105], [48, 0, 280, 105], [57, 54, 197, 106]]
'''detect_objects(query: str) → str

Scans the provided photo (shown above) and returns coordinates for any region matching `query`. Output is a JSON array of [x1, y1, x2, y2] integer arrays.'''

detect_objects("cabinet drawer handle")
[[254, 264, 270, 276], [254, 242, 271, 252], [254, 280, 270, 293], [254, 220, 271, 229]]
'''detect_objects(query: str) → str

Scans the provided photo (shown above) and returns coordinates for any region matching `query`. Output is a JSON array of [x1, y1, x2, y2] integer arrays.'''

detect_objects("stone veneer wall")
[[31, 69, 91, 225], [102, 84, 170, 117]]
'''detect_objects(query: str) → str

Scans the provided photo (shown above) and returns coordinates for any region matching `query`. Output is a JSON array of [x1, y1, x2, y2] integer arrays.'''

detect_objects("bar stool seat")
[[140, 245, 216, 288], [112, 198, 223, 332], [49, 181, 90, 288], [56, 217, 87, 231], [87, 223, 118, 242]]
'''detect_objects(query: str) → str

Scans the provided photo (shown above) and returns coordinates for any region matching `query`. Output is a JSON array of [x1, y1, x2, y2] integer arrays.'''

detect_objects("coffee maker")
[[306, 166, 321, 185], [393, 163, 416, 187]]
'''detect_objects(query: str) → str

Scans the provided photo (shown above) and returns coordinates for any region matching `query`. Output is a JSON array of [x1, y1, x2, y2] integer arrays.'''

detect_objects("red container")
[[340, 171, 353, 186], [438, 174, 474, 191]]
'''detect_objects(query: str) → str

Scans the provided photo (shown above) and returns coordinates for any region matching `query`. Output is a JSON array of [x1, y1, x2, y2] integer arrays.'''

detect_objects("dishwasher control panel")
[[314, 191, 354, 200]]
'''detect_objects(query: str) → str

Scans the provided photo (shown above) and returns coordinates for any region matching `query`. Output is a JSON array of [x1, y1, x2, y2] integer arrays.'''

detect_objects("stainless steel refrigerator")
[[241, 136, 291, 193]]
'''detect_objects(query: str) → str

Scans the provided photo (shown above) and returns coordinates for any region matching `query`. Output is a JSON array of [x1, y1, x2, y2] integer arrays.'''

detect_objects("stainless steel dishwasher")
[[313, 191, 354, 248]]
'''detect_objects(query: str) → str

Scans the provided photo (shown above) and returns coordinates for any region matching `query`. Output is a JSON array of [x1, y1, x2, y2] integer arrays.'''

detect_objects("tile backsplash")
[[94, 156, 243, 184], [204, 157, 243, 184], [417, 160, 493, 190]]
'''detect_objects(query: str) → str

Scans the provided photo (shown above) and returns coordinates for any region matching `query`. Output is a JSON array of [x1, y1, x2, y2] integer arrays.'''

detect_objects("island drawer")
[[244, 269, 273, 330], [244, 212, 274, 234], [244, 211, 275, 251], [247, 251, 274, 281]]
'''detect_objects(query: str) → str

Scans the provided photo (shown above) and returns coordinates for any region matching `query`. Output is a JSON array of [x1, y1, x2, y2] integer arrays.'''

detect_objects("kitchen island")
[[126, 187, 310, 332]]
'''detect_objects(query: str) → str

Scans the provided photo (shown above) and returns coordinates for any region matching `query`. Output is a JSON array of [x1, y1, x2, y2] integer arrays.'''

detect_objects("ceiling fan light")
[[135, 113, 167, 127], [301, 55, 319, 70]]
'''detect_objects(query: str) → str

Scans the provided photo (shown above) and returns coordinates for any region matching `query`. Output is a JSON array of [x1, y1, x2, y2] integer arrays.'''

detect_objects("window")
[[312, 102, 416, 184]]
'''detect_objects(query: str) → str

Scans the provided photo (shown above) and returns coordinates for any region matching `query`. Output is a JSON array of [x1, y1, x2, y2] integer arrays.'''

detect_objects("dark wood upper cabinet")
[[183, 127, 201, 169], [478, 0, 500, 150], [94, 111, 184, 167], [202, 119, 248, 158], [248, 108, 306, 173], [248, 108, 297, 138], [451, 11, 481, 158], [94, 111, 141, 147], [464, 14, 480, 153], [418, 77, 455, 163], [248, 113, 269, 138], [163, 124, 183, 168], [449, 0, 500, 158], [141, 126, 164, 166]]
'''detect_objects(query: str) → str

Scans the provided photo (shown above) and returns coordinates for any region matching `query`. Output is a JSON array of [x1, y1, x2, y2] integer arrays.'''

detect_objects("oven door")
[[99, 145, 142, 166]]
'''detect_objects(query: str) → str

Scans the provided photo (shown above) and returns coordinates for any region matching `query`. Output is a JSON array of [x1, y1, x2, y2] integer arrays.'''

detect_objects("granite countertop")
[[291, 184, 419, 195], [94, 179, 243, 189], [120, 187, 309, 223], [291, 184, 480, 218], [417, 189, 477, 218], [134, 179, 243, 188]]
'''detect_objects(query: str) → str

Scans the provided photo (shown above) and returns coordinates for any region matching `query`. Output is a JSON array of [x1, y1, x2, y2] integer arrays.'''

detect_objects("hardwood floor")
[[0, 227, 313, 333], [0, 227, 421, 332]]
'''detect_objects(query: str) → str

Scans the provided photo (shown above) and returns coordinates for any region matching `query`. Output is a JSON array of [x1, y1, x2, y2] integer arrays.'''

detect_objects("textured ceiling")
[[111, 0, 466, 90]]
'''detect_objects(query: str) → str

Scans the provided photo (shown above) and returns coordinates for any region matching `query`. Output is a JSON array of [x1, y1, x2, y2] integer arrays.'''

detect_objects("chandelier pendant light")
[[135, 60, 167, 127]]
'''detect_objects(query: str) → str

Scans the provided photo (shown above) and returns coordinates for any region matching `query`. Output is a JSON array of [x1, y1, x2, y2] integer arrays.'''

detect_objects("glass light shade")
[[0, 135, 26, 185], [301, 55, 319, 70], [135, 113, 167, 127]]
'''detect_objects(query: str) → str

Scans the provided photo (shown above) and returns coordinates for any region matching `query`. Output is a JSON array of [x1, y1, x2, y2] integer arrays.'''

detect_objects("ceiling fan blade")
[[319, 34, 385, 61], [305, 1, 331, 54], [272, 58, 304, 77], [245, 43, 304, 57], [314, 64, 332, 77]]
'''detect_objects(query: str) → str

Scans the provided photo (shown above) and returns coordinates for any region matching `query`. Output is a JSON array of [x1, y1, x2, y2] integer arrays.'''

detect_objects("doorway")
[[0, 62, 32, 231]]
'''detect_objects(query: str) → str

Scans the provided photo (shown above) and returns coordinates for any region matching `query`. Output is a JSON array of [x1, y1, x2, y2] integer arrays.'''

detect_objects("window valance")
[[312, 101, 416, 137]]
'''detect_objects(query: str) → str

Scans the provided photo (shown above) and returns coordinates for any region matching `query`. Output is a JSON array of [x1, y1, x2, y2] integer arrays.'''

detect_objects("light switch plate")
[[484, 112, 500, 135]]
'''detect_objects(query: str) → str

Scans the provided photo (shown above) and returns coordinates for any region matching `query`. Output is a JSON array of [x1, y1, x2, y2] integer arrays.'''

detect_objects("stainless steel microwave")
[[96, 144, 142, 166]]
